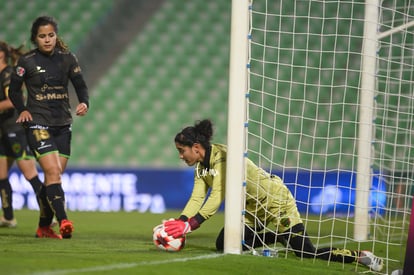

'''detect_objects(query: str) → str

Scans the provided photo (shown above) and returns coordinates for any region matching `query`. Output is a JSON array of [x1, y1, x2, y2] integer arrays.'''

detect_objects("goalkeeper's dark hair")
[[175, 119, 214, 149], [0, 41, 26, 66], [30, 15, 69, 52]]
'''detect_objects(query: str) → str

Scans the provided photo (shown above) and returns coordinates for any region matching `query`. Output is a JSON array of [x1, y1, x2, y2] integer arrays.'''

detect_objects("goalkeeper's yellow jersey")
[[181, 143, 302, 232]]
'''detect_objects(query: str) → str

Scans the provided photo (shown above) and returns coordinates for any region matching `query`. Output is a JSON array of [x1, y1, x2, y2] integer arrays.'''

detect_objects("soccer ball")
[[153, 224, 185, 252]]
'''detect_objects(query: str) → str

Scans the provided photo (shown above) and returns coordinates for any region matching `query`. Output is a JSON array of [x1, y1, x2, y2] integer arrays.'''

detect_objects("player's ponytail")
[[194, 119, 213, 146], [9, 44, 26, 65], [0, 41, 10, 61], [0, 41, 25, 66], [56, 37, 69, 52]]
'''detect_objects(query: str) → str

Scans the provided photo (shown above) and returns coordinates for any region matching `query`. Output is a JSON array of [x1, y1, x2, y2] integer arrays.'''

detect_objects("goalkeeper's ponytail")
[[194, 119, 213, 149]]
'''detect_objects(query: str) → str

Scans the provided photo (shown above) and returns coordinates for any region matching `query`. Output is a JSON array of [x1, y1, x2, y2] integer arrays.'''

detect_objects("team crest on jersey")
[[12, 143, 22, 154], [16, 66, 25, 77]]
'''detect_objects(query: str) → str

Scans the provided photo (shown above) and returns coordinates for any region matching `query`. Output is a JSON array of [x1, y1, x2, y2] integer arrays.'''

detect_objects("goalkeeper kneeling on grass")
[[163, 119, 383, 272]]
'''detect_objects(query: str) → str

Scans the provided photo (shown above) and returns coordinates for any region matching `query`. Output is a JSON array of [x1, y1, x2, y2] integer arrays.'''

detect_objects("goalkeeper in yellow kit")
[[163, 119, 383, 272]]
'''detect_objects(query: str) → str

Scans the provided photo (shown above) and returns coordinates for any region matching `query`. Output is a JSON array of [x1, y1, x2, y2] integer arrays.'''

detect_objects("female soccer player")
[[9, 16, 90, 239], [0, 41, 52, 230], [163, 119, 383, 272]]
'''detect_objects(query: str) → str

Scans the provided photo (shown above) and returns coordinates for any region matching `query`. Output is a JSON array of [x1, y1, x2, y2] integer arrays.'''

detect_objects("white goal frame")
[[224, 0, 414, 254], [223, 0, 249, 254]]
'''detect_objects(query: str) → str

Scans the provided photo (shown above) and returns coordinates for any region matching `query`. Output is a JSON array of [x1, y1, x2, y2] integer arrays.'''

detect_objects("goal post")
[[223, 0, 250, 254], [225, 0, 414, 272], [356, 0, 414, 242], [354, 0, 379, 242]]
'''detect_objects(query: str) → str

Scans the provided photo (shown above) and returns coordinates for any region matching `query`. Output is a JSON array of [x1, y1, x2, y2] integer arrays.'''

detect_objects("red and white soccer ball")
[[153, 224, 185, 252]]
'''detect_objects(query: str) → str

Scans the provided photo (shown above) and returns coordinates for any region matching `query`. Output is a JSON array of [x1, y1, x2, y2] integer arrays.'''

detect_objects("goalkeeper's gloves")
[[164, 217, 200, 238]]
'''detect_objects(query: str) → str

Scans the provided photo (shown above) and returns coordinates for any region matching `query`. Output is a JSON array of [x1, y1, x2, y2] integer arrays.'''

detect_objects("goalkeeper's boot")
[[359, 251, 384, 272], [35, 226, 62, 239], [59, 219, 73, 239], [0, 216, 17, 228]]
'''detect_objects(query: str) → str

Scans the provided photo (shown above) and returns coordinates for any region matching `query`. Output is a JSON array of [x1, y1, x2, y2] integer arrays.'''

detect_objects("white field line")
[[32, 240, 349, 275], [32, 253, 224, 275]]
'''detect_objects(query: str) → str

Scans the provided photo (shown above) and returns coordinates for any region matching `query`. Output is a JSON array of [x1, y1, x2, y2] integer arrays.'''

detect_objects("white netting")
[[244, 0, 413, 273]]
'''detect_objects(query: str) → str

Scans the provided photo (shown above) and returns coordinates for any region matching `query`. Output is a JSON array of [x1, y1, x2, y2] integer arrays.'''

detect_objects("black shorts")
[[0, 127, 35, 160], [25, 124, 72, 159]]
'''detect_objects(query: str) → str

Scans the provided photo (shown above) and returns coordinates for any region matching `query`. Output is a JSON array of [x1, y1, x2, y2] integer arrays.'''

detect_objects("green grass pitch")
[[0, 209, 404, 274]]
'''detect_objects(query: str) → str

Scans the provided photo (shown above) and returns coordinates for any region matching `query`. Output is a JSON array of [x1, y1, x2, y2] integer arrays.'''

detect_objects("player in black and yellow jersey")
[[9, 16, 89, 239], [0, 41, 51, 230], [163, 119, 383, 272]]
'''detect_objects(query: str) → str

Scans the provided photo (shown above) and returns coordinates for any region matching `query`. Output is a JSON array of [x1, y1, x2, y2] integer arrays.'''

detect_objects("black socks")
[[38, 185, 55, 227], [28, 176, 43, 195], [0, 178, 13, 220], [46, 184, 67, 222]]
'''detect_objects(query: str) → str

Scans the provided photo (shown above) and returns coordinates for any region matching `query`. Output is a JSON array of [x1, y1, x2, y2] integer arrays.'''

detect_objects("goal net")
[[225, 0, 414, 273]]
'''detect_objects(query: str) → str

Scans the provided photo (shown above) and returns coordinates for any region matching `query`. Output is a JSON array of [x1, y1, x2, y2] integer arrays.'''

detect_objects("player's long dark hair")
[[0, 41, 26, 66], [175, 119, 214, 149], [30, 16, 69, 52]]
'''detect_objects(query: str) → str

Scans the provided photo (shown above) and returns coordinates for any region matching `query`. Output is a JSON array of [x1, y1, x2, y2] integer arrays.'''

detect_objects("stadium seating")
[[70, 1, 232, 167], [0, 0, 114, 51]]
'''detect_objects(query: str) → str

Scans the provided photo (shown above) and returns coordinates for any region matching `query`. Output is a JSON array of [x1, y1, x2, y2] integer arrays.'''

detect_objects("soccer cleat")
[[359, 250, 384, 272], [35, 226, 62, 239], [0, 216, 17, 228], [59, 219, 73, 239]]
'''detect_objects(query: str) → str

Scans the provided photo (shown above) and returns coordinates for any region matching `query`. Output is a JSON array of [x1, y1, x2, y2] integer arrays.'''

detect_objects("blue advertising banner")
[[9, 167, 194, 213], [275, 170, 387, 216], [9, 168, 386, 215]]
